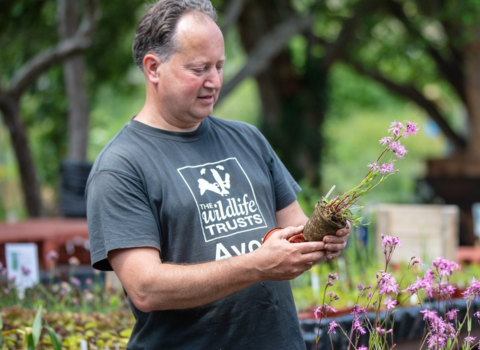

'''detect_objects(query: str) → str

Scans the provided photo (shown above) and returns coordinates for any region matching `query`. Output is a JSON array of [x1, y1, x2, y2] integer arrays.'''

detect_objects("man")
[[86, 1, 350, 349]]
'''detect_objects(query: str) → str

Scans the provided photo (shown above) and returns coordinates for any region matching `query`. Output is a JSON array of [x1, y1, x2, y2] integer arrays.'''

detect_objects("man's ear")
[[143, 53, 162, 84]]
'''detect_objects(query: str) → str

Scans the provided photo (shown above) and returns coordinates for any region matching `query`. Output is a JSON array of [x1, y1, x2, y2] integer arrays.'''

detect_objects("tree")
[[217, 0, 376, 187], [336, 0, 480, 244], [0, 0, 98, 217]]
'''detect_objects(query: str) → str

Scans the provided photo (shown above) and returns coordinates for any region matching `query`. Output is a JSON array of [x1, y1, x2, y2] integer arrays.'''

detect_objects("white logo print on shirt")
[[177, 158, 267, 243], [198, 166, 231, 196]]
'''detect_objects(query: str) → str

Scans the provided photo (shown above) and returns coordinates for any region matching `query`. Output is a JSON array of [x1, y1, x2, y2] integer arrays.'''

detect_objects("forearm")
[[110, 226, 326, 312], [135, 253, 261, 311]]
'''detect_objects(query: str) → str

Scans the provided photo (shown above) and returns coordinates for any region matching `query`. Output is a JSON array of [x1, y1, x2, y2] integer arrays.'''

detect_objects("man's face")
[[156, 13, 225, 129]]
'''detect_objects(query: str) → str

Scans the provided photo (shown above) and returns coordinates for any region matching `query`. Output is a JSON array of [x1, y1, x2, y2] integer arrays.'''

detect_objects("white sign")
[[5, 243, 40, 297], [473, 203, 480, 239]]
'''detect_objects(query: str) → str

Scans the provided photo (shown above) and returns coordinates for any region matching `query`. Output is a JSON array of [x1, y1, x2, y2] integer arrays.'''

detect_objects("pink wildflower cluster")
[[376, 270, 400, 295], [462, 277, 480, 301], [432, 257, 460, 277], [314, 273, 340, 319], [368, 120, 419, 174], [381, 234, 401, 268], [313, 232, 480, 350], [323, 120, 419, 228], [420, 309, 456, 350]]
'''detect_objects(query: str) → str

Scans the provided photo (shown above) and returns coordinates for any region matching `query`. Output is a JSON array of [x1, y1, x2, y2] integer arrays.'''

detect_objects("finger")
[[324, 235, 348, 244], [296, 241, 325, 254], [324, 242, 347, 252], [300, 251, 325, 266], [312, 251, 326, 265], [335, 221, 351, 236], [277, 226, 304, 240], [326, 251, 341, 260]]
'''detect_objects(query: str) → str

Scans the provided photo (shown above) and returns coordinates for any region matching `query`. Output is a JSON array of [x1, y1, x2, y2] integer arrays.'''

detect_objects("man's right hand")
[[251, 225, 325, 281]]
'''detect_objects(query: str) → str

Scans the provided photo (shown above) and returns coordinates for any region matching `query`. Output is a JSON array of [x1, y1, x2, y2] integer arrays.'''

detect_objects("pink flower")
[[446, 309, 458, 320], [432, 257, 460, 277], [367, 161, 380, 172], [377, 271, 400, 294], [328, 321, 339, 334], [380, 162, 395, 174], [379, 136, 393, 146], [420, 309, 437, 321], [93, 268, 101, 275], [70, 277, 81, 287], [403, 276, 427, 294], [68, 256, 80, 266], [351, 305, 367, 315], [381, 234, 402, 248], [376, 327, 393, 335], [403, 120, 420, 138], [352, 317, 366, 334], [474, 311, 480, 318], [464, 336, 476, 343], [86, 278, 92, 285], [328, 273, 338, 281], [388, 120, 404, 136], [314, 304, 338, 319], [463, 277, 480, 301], [46, 251, 59, 261], [358, 346, 368, 350], [383, 296, 397, 310], [410, 254, 422, 266], [327, 291, 340, 301], [393, 144, 408, 159], [427, 334, 446, 349]]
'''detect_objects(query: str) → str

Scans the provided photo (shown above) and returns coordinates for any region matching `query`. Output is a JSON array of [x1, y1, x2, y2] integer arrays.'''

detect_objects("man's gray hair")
[[133, 0, 217, 70]]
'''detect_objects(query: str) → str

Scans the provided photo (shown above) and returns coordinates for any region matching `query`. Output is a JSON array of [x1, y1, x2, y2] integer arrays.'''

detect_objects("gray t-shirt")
[[86, 116, 305, 350]]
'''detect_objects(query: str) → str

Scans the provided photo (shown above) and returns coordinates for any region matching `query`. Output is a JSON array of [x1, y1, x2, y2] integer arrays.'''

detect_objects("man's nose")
[[204, 69, 222, 90]]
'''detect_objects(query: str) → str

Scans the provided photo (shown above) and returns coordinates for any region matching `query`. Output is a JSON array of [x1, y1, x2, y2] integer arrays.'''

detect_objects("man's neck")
[[134, 103, 201, 132]]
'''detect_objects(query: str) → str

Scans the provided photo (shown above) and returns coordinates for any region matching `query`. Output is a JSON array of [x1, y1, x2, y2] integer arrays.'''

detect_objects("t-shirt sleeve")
[[249, 126, 301, 212], [86, 170, 160, 271], [268, 148, 302, 211]]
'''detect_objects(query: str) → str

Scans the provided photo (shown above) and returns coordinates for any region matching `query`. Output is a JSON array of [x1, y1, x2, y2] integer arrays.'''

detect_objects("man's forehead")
[[174, 12, 224, 58]]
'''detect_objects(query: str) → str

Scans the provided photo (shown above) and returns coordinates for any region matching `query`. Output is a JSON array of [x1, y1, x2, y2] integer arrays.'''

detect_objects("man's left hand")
[[322, 222, 351, 260]]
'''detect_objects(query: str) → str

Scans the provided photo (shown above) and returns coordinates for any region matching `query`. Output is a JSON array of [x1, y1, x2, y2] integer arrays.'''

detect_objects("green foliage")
[[1, 306, 134, 350], [321, 64, 446, 207]]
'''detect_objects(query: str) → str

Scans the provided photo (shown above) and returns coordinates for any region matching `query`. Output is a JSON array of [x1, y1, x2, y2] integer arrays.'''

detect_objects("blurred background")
[[2, 0, 480, 348], [1, 0, 479, 244]]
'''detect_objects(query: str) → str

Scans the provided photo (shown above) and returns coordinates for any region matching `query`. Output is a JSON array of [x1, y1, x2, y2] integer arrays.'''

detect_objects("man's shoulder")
[[208, 116, 262, 137], [89, 122, 143, 176]]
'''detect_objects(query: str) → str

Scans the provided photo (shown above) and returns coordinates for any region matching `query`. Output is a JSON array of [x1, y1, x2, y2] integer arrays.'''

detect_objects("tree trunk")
[[237, 0, 327, 188], [58, 0, 89, 162], [464, 28, 480, 162], [426, 27, 480, 246], [0, 96, 42, 217]]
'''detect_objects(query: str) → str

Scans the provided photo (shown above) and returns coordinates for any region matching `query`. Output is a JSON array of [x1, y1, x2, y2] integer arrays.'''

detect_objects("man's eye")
[[192, 67, 206, 73]]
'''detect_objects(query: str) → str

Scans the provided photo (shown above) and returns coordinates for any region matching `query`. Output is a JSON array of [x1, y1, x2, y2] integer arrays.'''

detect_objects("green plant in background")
[[0, 252, 134, 349], [0, 306, 62, 350]]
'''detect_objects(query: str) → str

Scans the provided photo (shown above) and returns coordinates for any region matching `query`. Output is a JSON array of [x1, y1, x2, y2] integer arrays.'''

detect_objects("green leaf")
[[31, 306, 43, 347], [27, 333, 35, 350], [0, 314, 3, 349], [45, 324, 62, 350]]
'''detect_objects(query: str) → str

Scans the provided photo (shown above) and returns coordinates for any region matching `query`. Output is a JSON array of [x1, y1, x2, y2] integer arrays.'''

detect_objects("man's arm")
[[276, 200, 351, 260], [109, 225, 325, 312]]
